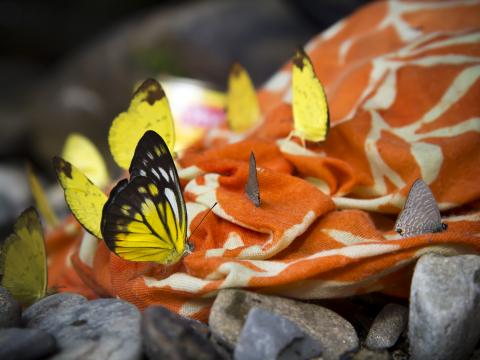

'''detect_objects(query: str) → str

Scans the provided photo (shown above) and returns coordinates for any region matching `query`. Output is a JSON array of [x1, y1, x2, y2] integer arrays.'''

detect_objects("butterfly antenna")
[[186, 202, 218, 253]]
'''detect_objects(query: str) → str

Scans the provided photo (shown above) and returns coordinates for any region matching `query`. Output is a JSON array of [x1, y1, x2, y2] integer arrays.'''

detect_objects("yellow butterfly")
[[109, 79, 176, 170], [227, 63, 261, 132], [101, 130, 188, 264], [26, 164, 60, 228], [291, 48, 330, 143], [53, 157, 107, 239], [0, 208, 47, 306], [62, 132, 110, 189]]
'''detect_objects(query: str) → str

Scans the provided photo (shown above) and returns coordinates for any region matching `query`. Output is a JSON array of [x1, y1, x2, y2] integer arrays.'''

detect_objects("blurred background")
[[0, 0, 368, 236]]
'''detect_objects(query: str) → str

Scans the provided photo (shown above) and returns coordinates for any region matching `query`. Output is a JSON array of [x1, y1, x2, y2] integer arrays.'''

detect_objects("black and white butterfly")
[[101, 130, 188, 264]]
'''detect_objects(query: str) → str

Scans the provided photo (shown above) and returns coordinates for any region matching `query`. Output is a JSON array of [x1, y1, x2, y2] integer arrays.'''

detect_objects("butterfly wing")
[[0, 208, 47, 306], [101, 131, 187, 264], [292, 48, 329, 143], [395, 179, 445, 237], [109, 79, 176, 170], [53, 157, 107, 238], [245, 152, 260, 207], [62, 132, 110, 189], [227, 63, 261, 132], [27, 164, 59, 228]]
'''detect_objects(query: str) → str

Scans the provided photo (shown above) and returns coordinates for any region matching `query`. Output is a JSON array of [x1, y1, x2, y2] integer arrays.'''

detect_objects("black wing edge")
[[128, 130, 172, 180], [101, 178, 129, 252]]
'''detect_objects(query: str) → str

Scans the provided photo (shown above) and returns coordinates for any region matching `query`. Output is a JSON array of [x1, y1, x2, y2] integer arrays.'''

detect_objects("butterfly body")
[[101, 131, 187, 265], [395, 179, 447, 237]]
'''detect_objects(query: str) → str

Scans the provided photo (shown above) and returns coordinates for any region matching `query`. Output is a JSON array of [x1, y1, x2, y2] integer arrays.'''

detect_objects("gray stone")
[[142, 306, 222, 360], [0, 327, 57, 360], [409, 254, 480, 360], [24, 297, 141, 360], [22, 292, 88, 327], [0, 286, 21, 328], [342, 347, 391, 360], [209, 289, 358, 360], [365, 303, 408, 350], [234, 307, 322, 360]]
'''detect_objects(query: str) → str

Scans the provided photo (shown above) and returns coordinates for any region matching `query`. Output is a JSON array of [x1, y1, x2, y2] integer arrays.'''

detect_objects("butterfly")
[[101, 130, 188, 264], [395, 179, 448, 238], [227, 63, 261, 132], [0, 208, 47, 306], [27, 163, 59, 228], [245, 152, 260, 207], [62, 132, 110, 189], [53, 156, 107, 239], [109, 78, 176, 170], [291, 47, 330, 143]]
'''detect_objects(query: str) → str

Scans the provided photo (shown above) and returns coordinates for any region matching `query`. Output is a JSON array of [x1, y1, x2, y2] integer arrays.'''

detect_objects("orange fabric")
[[47, 0, 480, 321]]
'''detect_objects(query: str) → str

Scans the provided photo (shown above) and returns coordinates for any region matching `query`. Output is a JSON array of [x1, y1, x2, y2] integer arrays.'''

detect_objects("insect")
[[53, 156, 107, 239], [0, 208, 47, 306], [101, 130, 188, 265], [291, 47, 330, 144], [27, 163, 59, 228], [227, 63, 261, 132], [395, 179, 448, 237], [109, 78, 176, 170], [62, 132, 110, 189], [245, 152, 260, 207]]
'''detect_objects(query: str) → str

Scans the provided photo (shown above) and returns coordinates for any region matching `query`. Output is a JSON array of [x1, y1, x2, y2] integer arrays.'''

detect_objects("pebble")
[[365, 303, 408, 350], [142, 306, 222, 360], [0, 327, 56, 360], [209, 289, 358, 360], [22, 293, 88, 327], [24, 296, 142, 360], [234, 307, 322, 360], [409, 254, 480, 360], [0, 286, 21, 328], [341, 347, 391, 360]]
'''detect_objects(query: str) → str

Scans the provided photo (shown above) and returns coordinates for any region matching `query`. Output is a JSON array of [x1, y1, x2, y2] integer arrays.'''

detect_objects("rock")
[[24, 297, 141, 360], [0, 286, 21, 328], [142, 306, 222, 360], [341, 347, 391, 360], [0, 327, 56, 360], [409, 254, 480, 360], [234, 307, 322, 360], [365, 303, 408, 350], [22, 293, 88, 327], [391, 349, 408, 360], [209, 289, 358, 360]]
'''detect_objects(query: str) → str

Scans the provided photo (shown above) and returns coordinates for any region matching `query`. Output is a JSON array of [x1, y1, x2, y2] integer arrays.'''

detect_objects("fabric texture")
[[47, 0, 480, 321]]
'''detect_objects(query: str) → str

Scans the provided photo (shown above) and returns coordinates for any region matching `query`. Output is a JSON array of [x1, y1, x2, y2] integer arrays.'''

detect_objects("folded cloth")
[[47, 0, 480, 321]]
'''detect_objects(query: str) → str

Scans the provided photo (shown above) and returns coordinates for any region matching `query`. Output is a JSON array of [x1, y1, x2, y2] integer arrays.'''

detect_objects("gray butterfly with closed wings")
[[245, 152, 260, 207], [395, 179, 448, 237]]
